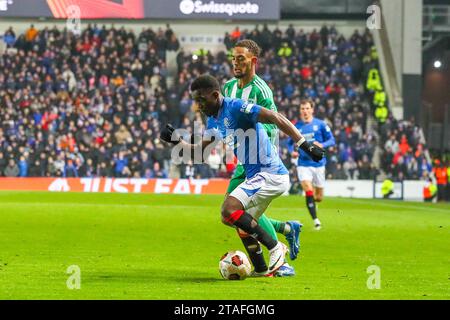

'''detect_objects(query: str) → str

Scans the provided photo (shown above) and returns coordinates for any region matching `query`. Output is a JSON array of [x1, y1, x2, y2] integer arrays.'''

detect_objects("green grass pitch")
[[0, 191, 449, 299]]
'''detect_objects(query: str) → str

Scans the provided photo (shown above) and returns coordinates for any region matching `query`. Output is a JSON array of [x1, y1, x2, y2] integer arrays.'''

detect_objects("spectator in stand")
[[357, 155, 376, 179], [447, 160, 450, 201], [151, 162, 168, 178], [385, 134, 400, 154], [379, 116, 433, 183], [423, 177, 438, 202], [3, 27, 16, 48], [18, 156, 28, 177], [4, 159, 19, 177], [0, 152, 6, 176], [343, 156, 358, 179], [418, 157, 432, 178], [433, 160, 448, 202], [277, 42, 292, 58], [399, 134, 411, 155], [79, 158, 95, 177], [25, 24, 38, 42], [375, 104, 388, 127], [223, 32, 234, 51], [113, 151, 129, 177], [230, 27, 241, 41], [64, 159, 79, 177], [332, 163, 348, 180]]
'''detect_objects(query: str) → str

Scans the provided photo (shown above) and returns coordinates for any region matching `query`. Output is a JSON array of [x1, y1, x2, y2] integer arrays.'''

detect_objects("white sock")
[[283, 223, 291, 235], [269, 241, 281, 252], [314, 218, 321, 225]]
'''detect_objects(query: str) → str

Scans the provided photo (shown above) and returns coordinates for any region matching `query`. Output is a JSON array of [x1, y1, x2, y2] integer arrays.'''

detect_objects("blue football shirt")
[[288, 117, 336, 168], [205, 97, 288, 179]]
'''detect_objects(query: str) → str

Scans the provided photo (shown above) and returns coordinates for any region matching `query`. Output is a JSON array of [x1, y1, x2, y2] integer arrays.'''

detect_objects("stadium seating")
[[0, 24, 438, 187]]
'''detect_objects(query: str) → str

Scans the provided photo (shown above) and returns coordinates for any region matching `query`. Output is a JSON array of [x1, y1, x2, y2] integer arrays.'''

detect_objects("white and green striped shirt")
[[222, 75, 278, 140]]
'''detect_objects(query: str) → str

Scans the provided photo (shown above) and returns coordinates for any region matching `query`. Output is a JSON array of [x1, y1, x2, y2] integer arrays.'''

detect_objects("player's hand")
[[313, 141, 323, 148], [291, 151, 299, 158], [160, 124, 181, 145], [299, 141, 325, 162]]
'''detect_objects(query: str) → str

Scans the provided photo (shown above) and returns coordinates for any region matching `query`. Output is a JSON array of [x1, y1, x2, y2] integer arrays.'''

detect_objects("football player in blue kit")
[[160, 75, 325, 275], [288, 99, 336, 230]]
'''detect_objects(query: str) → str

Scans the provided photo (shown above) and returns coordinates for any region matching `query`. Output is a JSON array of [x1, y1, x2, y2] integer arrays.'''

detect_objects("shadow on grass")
[[83, 271, 223, 284], [172, 276, 223, 283]]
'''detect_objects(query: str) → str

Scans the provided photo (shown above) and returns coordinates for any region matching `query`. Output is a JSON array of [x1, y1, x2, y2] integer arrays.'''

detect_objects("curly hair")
[[235, 39, 261, 58], [190, 74, 220, 92]]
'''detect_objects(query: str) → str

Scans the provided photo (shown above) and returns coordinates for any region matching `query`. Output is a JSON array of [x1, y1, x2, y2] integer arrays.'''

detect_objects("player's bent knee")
[[221, 203, 232, 218], [220, 206, 231, 225], [221, 215, 233, 226], [220, 205, 236, 226], [221, 204, 246, 227], [301, 184, 314, 193]]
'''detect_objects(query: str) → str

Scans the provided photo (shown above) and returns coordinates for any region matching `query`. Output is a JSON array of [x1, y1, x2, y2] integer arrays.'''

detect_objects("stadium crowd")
[[0, 23, 446, 198], [377, 115, 449, 201], [1, 23, 178, 178], [378, 116, 431, 181]]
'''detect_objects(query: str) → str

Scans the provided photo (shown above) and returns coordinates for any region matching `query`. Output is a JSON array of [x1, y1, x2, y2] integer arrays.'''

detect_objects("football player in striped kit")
[[222, 40, 302, 276]]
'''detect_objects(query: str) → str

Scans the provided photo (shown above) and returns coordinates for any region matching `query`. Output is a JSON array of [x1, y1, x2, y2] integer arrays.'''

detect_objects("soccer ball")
[[219, 250, 251, 280]]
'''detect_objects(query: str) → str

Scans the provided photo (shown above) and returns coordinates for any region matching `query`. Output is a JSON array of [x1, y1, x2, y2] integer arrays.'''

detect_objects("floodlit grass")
[[0, 192, 449, 299]]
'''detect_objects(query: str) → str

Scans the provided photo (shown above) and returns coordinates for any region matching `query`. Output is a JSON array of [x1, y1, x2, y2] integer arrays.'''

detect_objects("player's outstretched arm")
[[257, 108, 325, 162], [160, 123, 213, 154], [320, 122, 336, 148]]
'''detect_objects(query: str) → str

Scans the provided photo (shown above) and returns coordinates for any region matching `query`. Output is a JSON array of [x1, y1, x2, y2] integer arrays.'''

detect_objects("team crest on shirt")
[[313, 125, 318, 131], [240, 102, 254, 114], [304, 133, 315, 141], [224, 117, 230, 128]]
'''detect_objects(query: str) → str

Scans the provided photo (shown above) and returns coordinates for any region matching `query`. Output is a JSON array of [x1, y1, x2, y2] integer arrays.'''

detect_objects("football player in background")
[[289, 99, 336, 230]]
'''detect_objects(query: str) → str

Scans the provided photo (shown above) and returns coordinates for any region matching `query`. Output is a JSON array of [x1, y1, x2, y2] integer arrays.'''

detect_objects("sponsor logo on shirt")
[[224, 117, 230, 128], [304, 132, 315, 142], [240, 102, 254, 114], [224, 134, 234, 147]]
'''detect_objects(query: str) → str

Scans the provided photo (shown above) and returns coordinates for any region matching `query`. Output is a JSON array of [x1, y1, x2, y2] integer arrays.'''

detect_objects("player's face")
[[300, 103, 314, 122], [231, 47, 255, 79], [192, 89, 220, 117]]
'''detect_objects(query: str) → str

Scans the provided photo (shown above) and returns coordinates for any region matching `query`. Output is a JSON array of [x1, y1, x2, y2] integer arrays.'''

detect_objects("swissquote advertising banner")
[[0, 0, 280, 20], [148, 0, 280, 20]]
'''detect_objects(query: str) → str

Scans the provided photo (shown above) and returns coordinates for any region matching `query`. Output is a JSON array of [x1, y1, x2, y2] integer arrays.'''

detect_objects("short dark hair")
[[300, 98, 315, 108], [235, 39, 261, 58], [190, 74, 220, 92]]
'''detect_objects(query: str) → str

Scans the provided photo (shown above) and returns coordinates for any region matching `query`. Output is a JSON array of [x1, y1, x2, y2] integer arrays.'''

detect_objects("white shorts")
[[297, 166, 326, 188], [230, 172, 290, 219]]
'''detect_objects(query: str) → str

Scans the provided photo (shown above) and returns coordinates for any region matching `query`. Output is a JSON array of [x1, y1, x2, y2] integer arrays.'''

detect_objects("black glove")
[[299, 140, 325, 162], [160, 124, 181, 145]]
